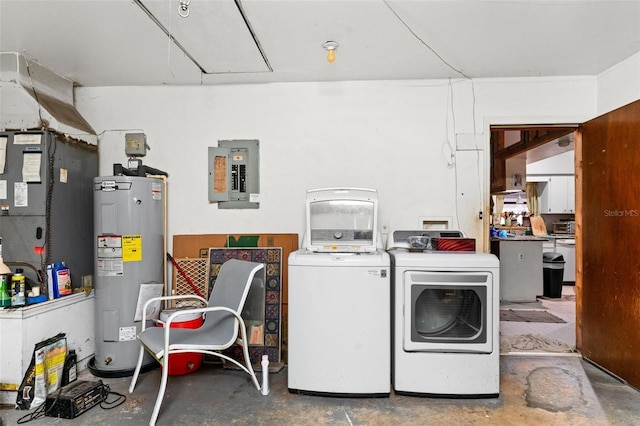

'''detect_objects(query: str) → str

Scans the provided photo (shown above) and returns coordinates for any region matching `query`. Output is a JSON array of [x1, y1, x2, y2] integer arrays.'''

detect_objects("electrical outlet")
[[518, 253, 525, 261]]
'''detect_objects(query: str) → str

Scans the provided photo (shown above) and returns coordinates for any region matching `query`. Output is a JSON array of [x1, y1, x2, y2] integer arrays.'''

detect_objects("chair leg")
[[149, 356, 169, 426], [129, 346, 145, 393], [240, 340, 261, 390]]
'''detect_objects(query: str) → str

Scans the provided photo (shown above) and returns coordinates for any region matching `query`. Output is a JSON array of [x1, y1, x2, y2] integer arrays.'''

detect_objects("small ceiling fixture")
[[557, 137, 572, 147], [178, 0, 190, 18], [322, 41, 339, 63]]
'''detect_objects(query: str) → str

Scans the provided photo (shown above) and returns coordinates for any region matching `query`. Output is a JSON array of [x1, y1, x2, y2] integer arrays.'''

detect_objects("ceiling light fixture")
[[322, 41, 339, 63], [178, 0, 190, 18], [557, 138, 572, 147]]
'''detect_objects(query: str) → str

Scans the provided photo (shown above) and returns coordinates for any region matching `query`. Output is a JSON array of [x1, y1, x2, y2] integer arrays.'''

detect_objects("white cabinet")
[[556, 240, 576, 282], [539, 175, 575, 213], [495, 239, 544, 302], [542, 241, 555, 252]]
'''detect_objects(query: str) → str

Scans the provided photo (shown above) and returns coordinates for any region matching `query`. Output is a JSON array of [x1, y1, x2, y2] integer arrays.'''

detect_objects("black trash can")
[[543, 252, 565, 298]]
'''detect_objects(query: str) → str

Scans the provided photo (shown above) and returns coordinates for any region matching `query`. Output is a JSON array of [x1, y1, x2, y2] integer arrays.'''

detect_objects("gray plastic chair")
[[129, 259, 265, 426]]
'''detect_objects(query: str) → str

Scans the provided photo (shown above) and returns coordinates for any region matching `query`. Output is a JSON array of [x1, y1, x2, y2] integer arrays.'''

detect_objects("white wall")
[[597, 52, 640, 114], [527, 151, 575, 175], [75, 77, 596, 251]]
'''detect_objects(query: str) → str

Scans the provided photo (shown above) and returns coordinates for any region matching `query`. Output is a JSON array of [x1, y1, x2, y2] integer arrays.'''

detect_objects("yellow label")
[[0, 383, 19, 391], [122, 235, 142, 262]]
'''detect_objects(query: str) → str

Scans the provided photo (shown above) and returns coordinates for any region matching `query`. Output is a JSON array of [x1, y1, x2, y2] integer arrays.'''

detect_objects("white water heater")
[[92, 176, 165, 376]]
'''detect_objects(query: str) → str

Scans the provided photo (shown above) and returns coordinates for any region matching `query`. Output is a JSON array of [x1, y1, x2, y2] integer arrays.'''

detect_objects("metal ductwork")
[[0, 52, 95, 140]]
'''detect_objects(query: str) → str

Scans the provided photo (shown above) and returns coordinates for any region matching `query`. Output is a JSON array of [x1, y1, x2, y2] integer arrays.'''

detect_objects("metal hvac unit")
[[91, 176, 165, 376], [0, 130, 97, 287]]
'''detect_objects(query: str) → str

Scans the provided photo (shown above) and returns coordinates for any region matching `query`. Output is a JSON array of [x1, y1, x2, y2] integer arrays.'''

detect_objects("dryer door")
[[403, 271, 494, 353]]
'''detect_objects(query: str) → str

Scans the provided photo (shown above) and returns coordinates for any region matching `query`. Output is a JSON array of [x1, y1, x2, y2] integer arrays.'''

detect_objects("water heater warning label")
[[119, 326, 137, 341], [97, 235, 124, 276], [97, 259, 123, 276], [151, 182, 162, 200]]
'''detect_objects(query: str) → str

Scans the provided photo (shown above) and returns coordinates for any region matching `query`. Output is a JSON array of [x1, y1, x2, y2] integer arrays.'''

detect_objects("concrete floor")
[[3, 286, 640, 425], [1, 355, 639, 426]]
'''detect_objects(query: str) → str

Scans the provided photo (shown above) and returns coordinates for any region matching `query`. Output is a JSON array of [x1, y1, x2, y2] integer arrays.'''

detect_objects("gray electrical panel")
[[0, 130, 98, 287], [208, 139, 259, 209]]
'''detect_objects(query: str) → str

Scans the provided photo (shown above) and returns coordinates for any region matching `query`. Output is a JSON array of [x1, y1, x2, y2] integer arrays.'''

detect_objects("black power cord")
[[15, 389, 57, 424], [100, 388, 127, 410], [15, 381, 126, 424]]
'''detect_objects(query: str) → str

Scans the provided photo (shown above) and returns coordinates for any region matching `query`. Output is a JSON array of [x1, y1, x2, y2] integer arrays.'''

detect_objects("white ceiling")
[[1, 0, 640, 87]]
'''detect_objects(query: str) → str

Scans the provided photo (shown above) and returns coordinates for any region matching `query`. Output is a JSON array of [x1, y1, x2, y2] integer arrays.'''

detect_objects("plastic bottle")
[[261, 354, 270, 396], [11, 269, 26, 307], [0, 275, 11, 307], [52, 262, 72, 298], [61, 349, 78, 386], [46, 263, 54, 300]]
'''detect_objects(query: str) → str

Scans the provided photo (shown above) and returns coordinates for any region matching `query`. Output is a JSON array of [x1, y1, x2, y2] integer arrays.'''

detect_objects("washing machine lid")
[[305, 188, 378, 253], [289, 249, 389, 267]]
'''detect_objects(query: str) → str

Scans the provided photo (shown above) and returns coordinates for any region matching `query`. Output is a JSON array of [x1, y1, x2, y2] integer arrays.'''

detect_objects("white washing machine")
[[288, 249, 390, 396], [287, 188, 390, 397], [389, 230, 500, 397]]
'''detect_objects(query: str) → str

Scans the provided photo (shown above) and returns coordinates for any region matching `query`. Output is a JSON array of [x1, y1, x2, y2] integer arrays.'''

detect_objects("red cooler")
[[158, 309, 203, 376]]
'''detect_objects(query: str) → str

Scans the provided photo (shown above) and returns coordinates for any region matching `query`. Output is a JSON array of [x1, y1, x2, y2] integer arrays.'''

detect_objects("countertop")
[[491, 236, 548, 241], [544, 234, 576, 239]]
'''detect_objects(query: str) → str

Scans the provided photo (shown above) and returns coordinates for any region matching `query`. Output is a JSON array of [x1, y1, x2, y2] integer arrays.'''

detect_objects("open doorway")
[[489, 125, 578, 355]]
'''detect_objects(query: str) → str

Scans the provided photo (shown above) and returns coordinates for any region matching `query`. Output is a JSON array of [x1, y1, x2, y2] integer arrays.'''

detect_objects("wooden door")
[[579, 99, 640, 388]]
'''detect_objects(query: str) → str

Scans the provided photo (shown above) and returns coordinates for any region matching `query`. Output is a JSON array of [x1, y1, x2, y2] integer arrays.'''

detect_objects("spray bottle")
[[52, 262, 72, 298]]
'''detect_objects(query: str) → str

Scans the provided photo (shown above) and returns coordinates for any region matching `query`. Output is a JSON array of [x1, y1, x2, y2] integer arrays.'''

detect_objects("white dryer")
[[388, 230, 500, 397]]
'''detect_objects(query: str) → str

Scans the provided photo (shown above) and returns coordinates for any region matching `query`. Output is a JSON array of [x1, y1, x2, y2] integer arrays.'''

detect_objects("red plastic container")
[[433, 237, 476, 252], [158, 309, 203, 376]]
